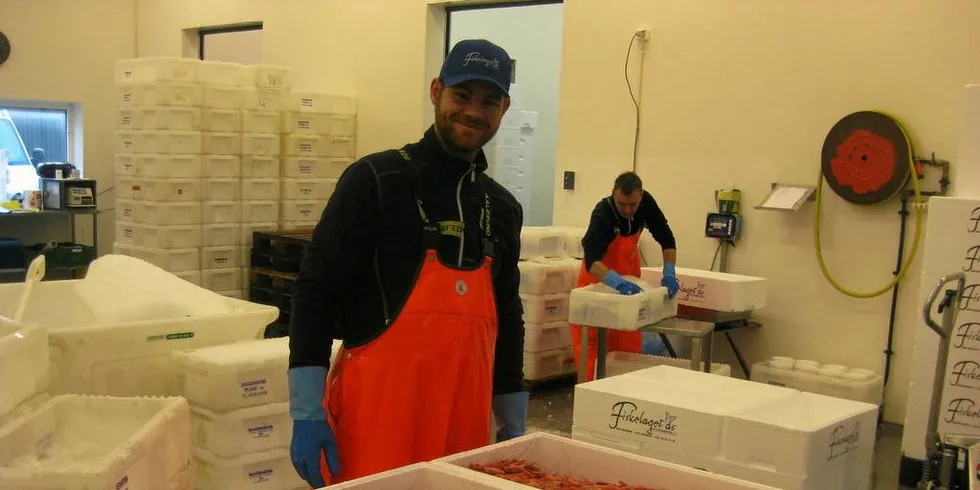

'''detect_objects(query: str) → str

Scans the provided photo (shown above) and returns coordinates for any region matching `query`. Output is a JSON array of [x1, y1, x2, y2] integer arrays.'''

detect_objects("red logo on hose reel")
[[829, 129, 895, 194]]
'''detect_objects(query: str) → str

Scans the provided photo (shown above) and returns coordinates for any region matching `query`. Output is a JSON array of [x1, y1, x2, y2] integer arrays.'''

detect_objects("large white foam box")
[[520, 226, 565, 259], [606, 351, 732, 378], [192, 447, 304, 490], [0, 322, 48, 418], [520, 293, 569, 324], [641, 266, 767, 312], [569, 276, 677, 330], [0, 395, 191, 490], [552, 226, 587, 258], [531, 256, 583, 285], [329, 462, 524, 489], [524, 321, 571, 353], [171, 337, 289, 412], [190, 402, 290, 459], [518, 259, 577, 294], [435, 432, 779, 489]]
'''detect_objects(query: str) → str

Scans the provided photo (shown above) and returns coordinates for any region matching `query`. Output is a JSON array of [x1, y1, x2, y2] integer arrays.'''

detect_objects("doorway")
[[198, 24, 263, 64], [446, 1, 563, 226]]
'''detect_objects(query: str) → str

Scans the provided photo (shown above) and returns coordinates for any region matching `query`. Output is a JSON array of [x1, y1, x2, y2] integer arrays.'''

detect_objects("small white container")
[[117, 222, 202, 249], [141, 130, 203, 154], [521, 293, 570, 324], [116, 198, 135, 222], [242, 65, 291, 89], [520, 227, 566, 259], [203, 109, 243, 132], [117, 106, 202, 131], [202, 155, 242, 178], [203, 267, 243, 291], [568, 278, 678, 331], [285, 91, 333, 113], [242, 133, 281, 156], [280, 200, 326, 222], [279, 178, 336, 200], [190, 402, 290, 459], [201, 246, 242, 270], [282, 133, 327, 156], [281, 156, 352, 178], [203, 178, 241, 201], [770, 357, 795, 370], [324, 114, 357, 136], [132, 178, 201, 202], [202, 223, 242, 247], [242, 178, 281, 201], [241, 155, 280, 178], [192, 447, 305, 490], [324, 136, 356, 157], [242, 200, 280, 223], [115, 153, 203, 178], [241, 87, 285, 111], [202, 201, 243, 224], [519, 259, 578, 295], [524, 321, 572, 353], [203, 131, 243, 155], [281, 111, 323, 134], [118, 81, 202, 107], [524, 347, 576, 380], [132, 201, 203, 226], [242, 110, 282, 134], [116, 57, 199, 84], [199, 60, 244, 87], [171, 338, 290, 412], [203, 85, 244, 109]]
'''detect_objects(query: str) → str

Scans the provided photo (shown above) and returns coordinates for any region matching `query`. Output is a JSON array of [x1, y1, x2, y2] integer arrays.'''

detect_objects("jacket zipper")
[[373, 249, 391, 325], [456, 164, 475, 267]]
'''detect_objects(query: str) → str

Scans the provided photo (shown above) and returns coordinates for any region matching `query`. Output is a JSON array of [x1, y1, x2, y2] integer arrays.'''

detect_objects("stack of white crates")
[[114, 57, 205, 286], [279, 91, 357, 231]]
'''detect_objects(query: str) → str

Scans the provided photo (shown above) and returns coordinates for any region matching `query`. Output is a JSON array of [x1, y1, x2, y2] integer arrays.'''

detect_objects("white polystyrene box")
[[118, 81, 203, 107], [520, 293, 569, 324], [242, 110, 281, 134], [243, 132, 281, 156], [202, 108, 243, 132], [520, 226, 565, 259], [171, 337, 289, 413], [605, 351, 732, 378], [569, 277, 677, 331], [519, 259, 577, 294], [530, 256, 583, 286], [116, 153, 203, 179], [203, 178, 240, 201], [282, 133, 327, 157], [280, 178, 336, 200], [242, 65, 291, 89], [325, 114, 357, 137], [203, 85, 244, 109], [281, 156, 352, 178], [241, 87, 285, 112], [329, 462, 523, 489], [435, 432, 780, 490], [324, 136, 356, 158], [203, 201, 243, 224], [524, 347, 575, 380], [722, 391, 877, 479], [243, 200, 280, 223], [281, 111, 325, 134], [117, 198, 135, 222], [117, 106, 202, 131], [0, 323, 49, 418], [201, 246, 241, 270], [286, 91, 355, 114], [116, 57, 199, 84], [116, 222, 202, 249], [140, 130, 204, 154], [241, 155, 279, 178], [131, 177, 201, 202], [280, 200, 326, 222], [0, 395, 191, 490], [524, 321, 571, 353], [199, 60, 244, 87], [242, 178, 281, 201], [202, 155, 242, 178], [132, 201, 202, 225], [554, 226, 586, 258], [202, 223, 242, 247], [202, 131, 243, 156], [190, 402, 290, 459], [191, 447, 305, 490], [641, 266, 768, 313], [202, 268, 243, 293]]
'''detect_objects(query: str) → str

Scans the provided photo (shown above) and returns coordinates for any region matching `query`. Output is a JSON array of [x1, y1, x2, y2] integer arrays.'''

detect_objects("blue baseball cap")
[[439, 39, 512, 96]]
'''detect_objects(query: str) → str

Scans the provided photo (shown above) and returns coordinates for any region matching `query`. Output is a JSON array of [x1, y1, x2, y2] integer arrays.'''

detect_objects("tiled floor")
[[524, 379, 906, 490]]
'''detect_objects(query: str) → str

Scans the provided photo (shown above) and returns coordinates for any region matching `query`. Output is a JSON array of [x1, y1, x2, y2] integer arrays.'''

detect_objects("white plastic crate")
[[116, 57, 199, 84], [325, 114, 357, 136], [202, 223, 242, 247], [190, 402, 290, 459], [280, 200, 326, 223], [241, 222, 279, 246], [324, 136, 356, 157], [242, 65, 291, 89], [171, 337, 289, 412], [202, 109, 243, 132], [173, 269, 203, 287], [605, 351, 732, 378], [436, 432, 779, 490], [519, 259, 577, 294], [117, 106, 202, 131], [118, 81, 203, 107], [115, 153, 203, 178], [524, 321, 571, 353], [281, 156, 352, 178], [243, 133, 281, 156], [112, 243, 201, 272], [241, 178, 281, 201], [117, 198, 135, 222], [240, 245, 251, 268], [202, 201, 242, 224], [116, 222, 202, 249], [201, 246, 242, 270], [569, 277, 678, 331], [199, 60, 244, 87], [241, 155, 279, 178], [203, 178, 241, 201], [241, 87, 285, 111], [640, 266, 768, 313], [279, 220, 318, 231], [239, 267, 250, 289], [0, 323, 48, 418], [281, 111, 324, 134], [242, 200, 280, 223], [202, 131, 242, 155], [286, 91, 340, 113], [280, 178, 336, 200], [0, 394, 49, 434], [125, 130, 204, 155], [131, 178, 202, 202], [0, 395, 191, 490], [192, 447, 305, 490], [201, 155, 242, 178], [203, 85, 244, 109], [203, 268, 243, 291], [330, 462, 522, 489], [115, 176, 135, 199], [130, 200, 203, 226], [242, 110, 281, 134], [520, 227, 566, 259], [282, 133, 327, 156], [524, 347, 576, 380], [554, 226, 586, 258], [520, 293, 569, 324], [750, 359, 884, 405]]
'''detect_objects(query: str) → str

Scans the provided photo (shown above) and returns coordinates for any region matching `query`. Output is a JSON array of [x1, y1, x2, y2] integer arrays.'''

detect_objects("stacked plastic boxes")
[[279, 91, 356, 230], [751, 356, 884, 405], [114, 57, 205, 286]]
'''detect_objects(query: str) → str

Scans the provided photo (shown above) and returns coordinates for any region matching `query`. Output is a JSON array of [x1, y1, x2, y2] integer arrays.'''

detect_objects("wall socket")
[[563, 171, 575, 190], [637, 29, 650, 42]]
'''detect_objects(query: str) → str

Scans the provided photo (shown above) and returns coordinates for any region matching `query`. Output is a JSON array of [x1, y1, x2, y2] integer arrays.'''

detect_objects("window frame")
[[0, 99, 76, 171]]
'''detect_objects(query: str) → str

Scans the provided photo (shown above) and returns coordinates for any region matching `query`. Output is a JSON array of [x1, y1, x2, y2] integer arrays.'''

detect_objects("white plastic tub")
[[242, 200, 280, 223], [324, 136, 356, 157], [280, 178, 336, 200], [524, 321, 571, 353], [202, 131, 243, 156], [130, 200, 203, 226], [242, 133, 281, 156], [285, 91, 355, 114], [281, 111, 324, 134], [201, 246, 242, 270], [117, 106, 202, 131], [280, 200, 326, 222], [330, 462, 521, 489], [0, 323, 49, 418], [116, 57, 199, 84], [242, 110, 281, 134], [131, 178, 201, 202], [202, 268, 243, 292], [520, 227, 566, 259], [202, 178, 240, 201], [519, 259, 578, 294], [0, 395, 191, 490], [281, 156, 352, 179], [190, 402, 290, 459], [569, 277, 677, 331], [199, 60, 244, 87], [282, 133, 328, 157], [201, 155, 242, 178], [241, 155, 279, 178], [241, 178, 281, 201], [325, 114, 357, 136], [171, 338, 289, 412], [117, 81, 202, 107], [116, 222, 202, 249], [202, 223, 241, 247], [116, 130, 203, 155], [520, 293, 569, 324], [192, 447, 305, 490], [202, 201, 243, 224], [115, 153, 203, 179], [202, 108, 242, 132], [241, 87, 285, 112], [242, 65, 291, 89], [524, 347, 575, 380], [203, 85, 243, 109]]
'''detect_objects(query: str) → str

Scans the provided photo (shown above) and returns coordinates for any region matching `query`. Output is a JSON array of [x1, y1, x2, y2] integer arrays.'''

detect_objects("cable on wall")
[[624, 30, 647, 172]]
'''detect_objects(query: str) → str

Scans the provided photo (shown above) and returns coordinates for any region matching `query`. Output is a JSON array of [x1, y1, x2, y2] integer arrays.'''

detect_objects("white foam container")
[[201, 246, 241, 270], [241, 155, 279, 178], [129, 200, 203, 225], [171, 337, 289, 412], [605, 351, 732, 378], [201, 155, 242, 178], [115, 153, 203, 178], [116, 130, 203, 155], [242, 110, 281, 134], [202, 108, 242, 132], [553, 226, 587, 258], [190, 402, 290, 459], [203, 85, 244, 109], [569, 277, 678, 331], [751, 362, 884, 405], [641, 266, 768, 313], [192, 447, 305, 490], [111, 243, 200, 272], [280, 178, 336, 200], [115, 176, 136, 199], [285, 91, 355, 114], [241, 178, 281, 201], [202, 178, 240, 201], [530, 256, 583, 285], [524, 347, 576, 380], [202, 223, 241, 247], [241, 87, 285, 112], [524, 321, 571, 353], [520, 293, 569, 324], [202, 131, 242, 156], [0, 395, 191, 490], [117, 106, 202, 131], [329, 462, 523, 489], [116, 222, 202, 249], [202, 268, 243, 292], [202, 201, 243, 224], [0, 323, 49, 418], [281, 111, 325, 134], [280, 200, 326, 222], [243, 200, 280, 223], [199, 60, 244, 87], [325, 114, 357, 136], [118, 81, 203, 107], [281, 133, 326, 156], [131, 177, 201, 202], [520, 227, 566, 259], [435, 432, 779, 490], [242, 65, 291, 89], [519, 259, 578, 294], [116, 57, 199, 84], [324, 136, 356, 157], [241, 222, 279, 246], [116, 198, 135, 222], [242, 133, 281, 156], [281, 156, 352, 178]]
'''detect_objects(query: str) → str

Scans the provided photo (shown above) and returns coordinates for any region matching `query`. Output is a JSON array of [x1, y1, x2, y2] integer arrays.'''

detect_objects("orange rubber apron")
[[318, 172, 498, 484], [570, 226, 643, 382]]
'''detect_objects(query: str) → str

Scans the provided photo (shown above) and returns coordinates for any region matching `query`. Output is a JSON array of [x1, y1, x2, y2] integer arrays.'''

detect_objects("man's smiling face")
[[431, 78, 511, 153]]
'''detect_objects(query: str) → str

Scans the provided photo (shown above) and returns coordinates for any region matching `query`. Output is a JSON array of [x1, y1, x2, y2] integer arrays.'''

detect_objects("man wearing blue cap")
[[287, 39, 528, 486]]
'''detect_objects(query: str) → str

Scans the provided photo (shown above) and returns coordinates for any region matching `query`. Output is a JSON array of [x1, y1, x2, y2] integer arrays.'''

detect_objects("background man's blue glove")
[[288, 366, 340, 487], [602, 270, 642, 295], [492, 391, 529, 441], [642, 332, 670, 355], [661, 262, 680, 299]]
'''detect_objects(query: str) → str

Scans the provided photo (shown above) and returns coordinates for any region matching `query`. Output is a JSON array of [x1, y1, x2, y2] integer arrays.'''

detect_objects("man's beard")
[[434, 106, 494, 154]]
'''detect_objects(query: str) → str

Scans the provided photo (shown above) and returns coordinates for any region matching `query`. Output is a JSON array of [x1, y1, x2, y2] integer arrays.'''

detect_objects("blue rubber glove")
[[602, 270, 642, 296], [288, 367, 340, 487], [661, 262, 680, 299], [641, 332, 669, 355], [492, 391, 529, 442]]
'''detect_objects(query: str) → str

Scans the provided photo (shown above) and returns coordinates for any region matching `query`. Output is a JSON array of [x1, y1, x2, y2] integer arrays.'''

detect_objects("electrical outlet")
[[637, 29, 650, 42], [563, 171, 575, 190]]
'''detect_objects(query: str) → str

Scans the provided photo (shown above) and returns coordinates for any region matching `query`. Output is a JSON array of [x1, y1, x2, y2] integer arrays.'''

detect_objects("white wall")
[[553, 0, 980, 423], [202, 29, 264, 64], [448, 4, 563, 226]]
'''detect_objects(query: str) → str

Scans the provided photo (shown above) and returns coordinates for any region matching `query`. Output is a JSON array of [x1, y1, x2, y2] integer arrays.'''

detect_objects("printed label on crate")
[[115, 475, 130, 490], [299, 207, 313, 217], [676, 280, 708, 304], [299, 142, 313, 153], [247, 422, 275, 440], [607, 401, 678, 443], [637, 306, 648, 323], [545, 302, 560, 314], [297, 119, 312, 130], [827, 421, 861, 460], [121, 92, 132, 103], [123, 207, 132, 218], [146, 331, 196, 342], [299, 186, 313, 196], [122, 227, 134, 239], [248, 468, 274, 484], [120, 115, 132, 126], [298, 164, 313, 175], [241, 378, 269, 399], [300, 97, 314, 108]]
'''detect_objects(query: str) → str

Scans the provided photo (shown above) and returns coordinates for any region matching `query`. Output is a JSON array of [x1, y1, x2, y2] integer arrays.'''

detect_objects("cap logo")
[[463, 52, 500, 71]]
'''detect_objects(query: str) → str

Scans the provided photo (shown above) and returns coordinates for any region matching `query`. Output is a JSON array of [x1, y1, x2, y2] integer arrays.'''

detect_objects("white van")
[[0, 109, 41, 199]]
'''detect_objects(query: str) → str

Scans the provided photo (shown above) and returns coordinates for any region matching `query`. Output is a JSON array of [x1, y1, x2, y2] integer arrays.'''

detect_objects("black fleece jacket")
[[288, 127, 526, 396]]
